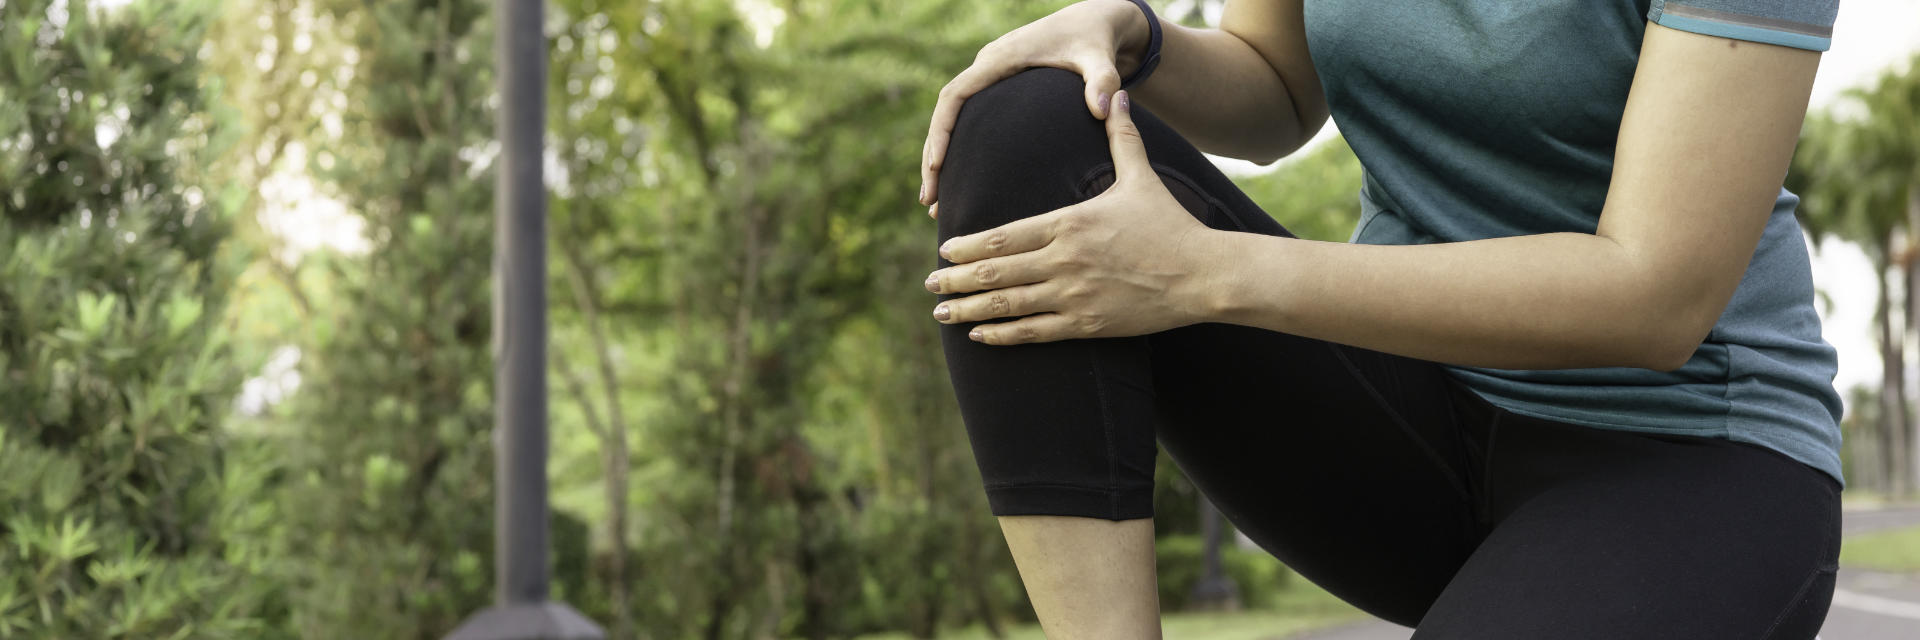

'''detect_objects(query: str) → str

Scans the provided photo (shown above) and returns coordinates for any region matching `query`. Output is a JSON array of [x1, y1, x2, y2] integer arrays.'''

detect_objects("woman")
[[917, 0, 1845, 638]]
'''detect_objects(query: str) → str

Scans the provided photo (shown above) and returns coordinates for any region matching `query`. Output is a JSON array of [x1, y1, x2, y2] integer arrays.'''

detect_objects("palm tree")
[[1790, 54, 1920, 496]]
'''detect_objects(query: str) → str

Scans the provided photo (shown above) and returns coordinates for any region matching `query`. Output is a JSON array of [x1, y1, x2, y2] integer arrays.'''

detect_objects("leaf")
[[163, 295, 203, 338]]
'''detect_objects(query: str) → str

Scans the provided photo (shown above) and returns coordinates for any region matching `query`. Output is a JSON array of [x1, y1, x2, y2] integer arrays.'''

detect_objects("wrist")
[[1185, 231, 1303, 331], [1180, 228, 1245, 325]]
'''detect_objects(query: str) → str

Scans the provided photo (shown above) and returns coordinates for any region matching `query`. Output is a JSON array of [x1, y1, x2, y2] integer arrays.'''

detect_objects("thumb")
[[1105, 90, 1152, 182], [1079, 59, 1123, 120]]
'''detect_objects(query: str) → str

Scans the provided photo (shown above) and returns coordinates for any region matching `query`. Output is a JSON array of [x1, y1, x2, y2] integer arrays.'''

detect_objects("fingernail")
[[924, 274, 941, 293], [938, 240, 952, 260], [1117, 90, 1129, 113], [1096, 92, 1110, 115], [933, 304, 950, 321], [969, 328, 983, 341], [919, 183, 927, 203], [928, 204, 937, 218]]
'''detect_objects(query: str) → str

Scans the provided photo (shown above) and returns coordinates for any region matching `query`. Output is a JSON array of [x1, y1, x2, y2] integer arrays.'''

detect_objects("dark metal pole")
[[446, 1, 603, 637]]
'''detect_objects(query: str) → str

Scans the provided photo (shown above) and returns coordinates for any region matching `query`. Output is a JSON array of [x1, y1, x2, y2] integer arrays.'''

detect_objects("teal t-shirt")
[[1302, 0, 1845, 484]]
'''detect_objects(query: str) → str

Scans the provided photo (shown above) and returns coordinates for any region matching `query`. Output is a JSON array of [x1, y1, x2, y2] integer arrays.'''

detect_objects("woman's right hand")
[[920, 0, 1152, 217]]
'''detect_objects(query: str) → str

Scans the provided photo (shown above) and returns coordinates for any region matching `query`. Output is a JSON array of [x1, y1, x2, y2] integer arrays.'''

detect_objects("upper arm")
[[1595, 12, 1827, 358], [1220, 0, 1326, 145]]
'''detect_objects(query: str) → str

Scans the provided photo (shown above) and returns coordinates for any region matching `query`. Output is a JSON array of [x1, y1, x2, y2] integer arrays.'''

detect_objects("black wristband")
[[1119, 0, 1162, 90]]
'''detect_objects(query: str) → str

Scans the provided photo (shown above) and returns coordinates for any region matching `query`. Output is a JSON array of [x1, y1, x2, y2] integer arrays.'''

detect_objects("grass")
[[853, 580, 1371, 640], [1841, 523, 1920, 572]]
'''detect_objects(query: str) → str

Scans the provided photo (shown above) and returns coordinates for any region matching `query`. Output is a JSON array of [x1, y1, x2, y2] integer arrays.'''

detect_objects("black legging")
[[931, 68, 1840, 639]]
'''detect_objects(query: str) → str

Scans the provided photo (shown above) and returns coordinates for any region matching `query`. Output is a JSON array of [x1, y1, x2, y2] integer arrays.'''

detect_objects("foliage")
[[0, 0, 282, 636], [537, 0, 1065, 637], [1791, 54, 1920, 495], [1154, 534, 1291, 612], [1233, 135, 1364, 243], [261, 0, 500, 637]]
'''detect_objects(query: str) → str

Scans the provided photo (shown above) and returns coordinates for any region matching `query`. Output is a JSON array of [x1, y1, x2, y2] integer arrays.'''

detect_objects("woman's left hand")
[[924, 90, 1223, 346]]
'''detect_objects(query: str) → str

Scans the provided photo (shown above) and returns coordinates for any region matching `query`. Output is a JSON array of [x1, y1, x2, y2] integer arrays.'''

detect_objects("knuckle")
[[972, 262, 999, 285], [988, 292, 1012, 316], [1016, 324, 1040, 342], [1056, 210, 1089, 233], [983, 230, 1009, 252], [976, 39, 1006, 61]]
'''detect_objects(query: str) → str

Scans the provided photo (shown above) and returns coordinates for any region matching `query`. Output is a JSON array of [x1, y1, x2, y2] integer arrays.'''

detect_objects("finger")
[[936, 204, 1077, 263], [968, 312, 1081, 346], [922, 64, 1012, 206], [1074, 54, 1123, 120], [929, 201, 938, 220], [1104, 89, 1153, 183], [927, 251, 1050, 296], [933, 280, 1056, 325]]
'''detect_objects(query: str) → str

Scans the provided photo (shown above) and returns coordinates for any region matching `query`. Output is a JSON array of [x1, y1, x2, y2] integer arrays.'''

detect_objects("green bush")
[[0, 0, 277, 636], [1155, 533, 1294, 612]]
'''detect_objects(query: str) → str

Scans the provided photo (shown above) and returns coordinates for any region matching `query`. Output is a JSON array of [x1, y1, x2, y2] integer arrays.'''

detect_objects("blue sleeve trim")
[[1652, 13, 1832, 52]]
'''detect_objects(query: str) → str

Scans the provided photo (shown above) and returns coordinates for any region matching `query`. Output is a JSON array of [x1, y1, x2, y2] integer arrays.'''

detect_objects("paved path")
[[1288, 506, 1920, 640]]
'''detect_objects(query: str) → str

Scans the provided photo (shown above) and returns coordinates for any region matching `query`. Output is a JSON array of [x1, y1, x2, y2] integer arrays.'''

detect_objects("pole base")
[[444, 601, 606, 640]]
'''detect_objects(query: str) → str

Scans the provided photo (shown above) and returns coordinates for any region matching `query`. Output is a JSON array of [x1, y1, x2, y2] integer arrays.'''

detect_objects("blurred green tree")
[[263, 1, 500, 637], [538, 0, 1072, 637], [1790, 54, 1920, 496], [0, 0, 285, 636], [1233, 134, 1363, 242]]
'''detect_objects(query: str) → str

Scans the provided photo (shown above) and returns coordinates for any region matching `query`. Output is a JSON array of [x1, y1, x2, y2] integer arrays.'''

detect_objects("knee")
[[951, 67, 1096, 143], [938, 68, 1109, 230]]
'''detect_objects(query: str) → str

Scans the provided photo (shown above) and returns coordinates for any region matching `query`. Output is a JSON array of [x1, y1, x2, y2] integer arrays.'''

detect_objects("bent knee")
[[957, 67, 1093, 131], [939, 68, 1111, 233], [947, 68, 1108, 169]]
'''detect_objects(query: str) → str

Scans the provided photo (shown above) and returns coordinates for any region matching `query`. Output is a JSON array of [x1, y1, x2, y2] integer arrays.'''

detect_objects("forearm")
[[1118, 6, 1320, 162], [1192, 230, 1712, 371]]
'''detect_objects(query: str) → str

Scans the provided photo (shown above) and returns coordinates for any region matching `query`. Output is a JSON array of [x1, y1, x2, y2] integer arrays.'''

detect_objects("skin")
[[927, 23, 1819, 371], [917, 1, 1823, 636], [998, 516, 1161, 640], [920, 0, 1312, 215]]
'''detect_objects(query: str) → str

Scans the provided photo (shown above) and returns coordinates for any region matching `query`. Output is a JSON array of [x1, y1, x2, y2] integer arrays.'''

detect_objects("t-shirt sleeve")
[[1647, 0, 1839, 51]]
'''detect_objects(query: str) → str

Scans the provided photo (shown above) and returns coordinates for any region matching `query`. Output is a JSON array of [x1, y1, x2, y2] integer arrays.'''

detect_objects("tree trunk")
[[559, 176, 636, 639], [1189, 498, 1241, 611], [1906, 195, 1920, 494], [1878, 247, 1911, 496]]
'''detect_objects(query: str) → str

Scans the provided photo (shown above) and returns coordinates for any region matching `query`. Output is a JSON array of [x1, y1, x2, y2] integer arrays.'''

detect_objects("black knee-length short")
[[930, 68, 1841, 639]]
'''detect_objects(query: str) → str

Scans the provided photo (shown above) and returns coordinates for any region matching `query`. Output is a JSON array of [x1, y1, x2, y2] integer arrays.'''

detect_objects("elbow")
[[1219, 130, 1289, 166], [1638, 341, 1697, 373], [1228, 117, 1323, 166], [1631, 304, 1718, 373], [1243, 150, 1284, 167]]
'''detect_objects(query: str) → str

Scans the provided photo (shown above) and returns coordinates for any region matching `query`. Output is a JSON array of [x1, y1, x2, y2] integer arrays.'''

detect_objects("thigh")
[[1414, 412, 1843, 639], [1101, 105, 1486, 627], [1149, 320, 1485, 627]]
